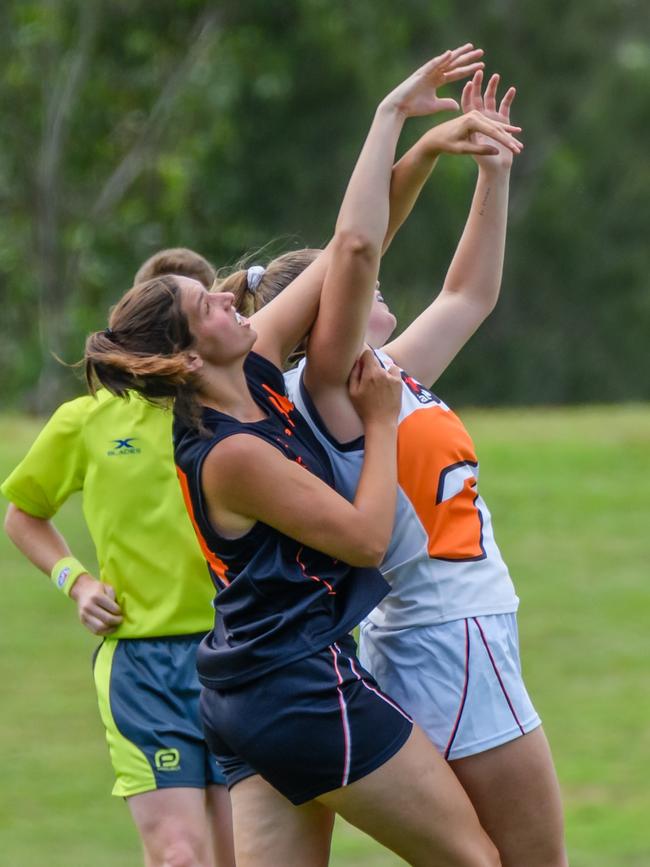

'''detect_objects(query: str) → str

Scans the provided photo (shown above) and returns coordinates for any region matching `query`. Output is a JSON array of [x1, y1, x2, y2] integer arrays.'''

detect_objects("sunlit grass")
[[1, 406, 649, 866]]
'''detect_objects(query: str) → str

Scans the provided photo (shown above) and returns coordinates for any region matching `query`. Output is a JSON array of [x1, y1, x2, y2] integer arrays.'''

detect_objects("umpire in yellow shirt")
[[2, 249, 235, 867]]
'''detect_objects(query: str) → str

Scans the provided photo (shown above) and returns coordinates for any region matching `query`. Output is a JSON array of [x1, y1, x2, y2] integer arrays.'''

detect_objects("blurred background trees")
[[1, 0, 648, 410]]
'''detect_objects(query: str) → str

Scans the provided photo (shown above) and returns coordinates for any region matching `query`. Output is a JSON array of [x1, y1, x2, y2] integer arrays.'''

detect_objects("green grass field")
[[1, 406, 649, 866]]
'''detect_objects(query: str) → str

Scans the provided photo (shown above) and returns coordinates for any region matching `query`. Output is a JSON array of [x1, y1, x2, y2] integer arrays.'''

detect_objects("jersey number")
[[432, 461, 486, 561], [397, 408, 486, 562]]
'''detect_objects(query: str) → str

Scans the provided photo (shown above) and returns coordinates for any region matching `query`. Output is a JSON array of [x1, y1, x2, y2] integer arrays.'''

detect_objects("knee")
[[479, 839, 502, 867], [149, 833, 211, 867], [461, 837, 501, 867]]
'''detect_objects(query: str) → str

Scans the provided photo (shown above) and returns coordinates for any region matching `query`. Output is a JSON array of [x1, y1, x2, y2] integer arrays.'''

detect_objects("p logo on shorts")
[[154, 748, 180, 771]]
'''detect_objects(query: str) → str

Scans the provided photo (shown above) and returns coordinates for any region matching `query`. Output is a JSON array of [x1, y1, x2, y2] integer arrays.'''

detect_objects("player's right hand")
[[69, 573, 124, 635], [348, 348, 402, 425], [380, 44, 485, 118]]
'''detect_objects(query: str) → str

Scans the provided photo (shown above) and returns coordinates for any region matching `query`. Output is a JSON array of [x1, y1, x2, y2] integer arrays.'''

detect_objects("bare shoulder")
[[202, 433, 278, 488]]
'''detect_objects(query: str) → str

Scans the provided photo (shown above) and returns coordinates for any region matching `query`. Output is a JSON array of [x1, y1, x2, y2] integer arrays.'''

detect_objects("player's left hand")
[[460, 69, 519, 170]]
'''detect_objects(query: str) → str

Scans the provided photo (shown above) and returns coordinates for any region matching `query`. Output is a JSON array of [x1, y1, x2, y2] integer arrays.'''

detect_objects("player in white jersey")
[[282, 71, 567, 866]]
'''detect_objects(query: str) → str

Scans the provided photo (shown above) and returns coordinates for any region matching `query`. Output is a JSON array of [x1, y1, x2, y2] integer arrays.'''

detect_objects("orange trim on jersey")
[[296, 546, 336, 595], [176, 466, 231, 586], [397, 406, 485, 561], [262, 384, 296, 427]]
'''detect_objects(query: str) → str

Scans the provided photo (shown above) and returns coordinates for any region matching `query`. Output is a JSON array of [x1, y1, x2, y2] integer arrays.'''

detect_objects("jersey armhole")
[[192, 430, 283, 549], [298, 368, 365, 453]]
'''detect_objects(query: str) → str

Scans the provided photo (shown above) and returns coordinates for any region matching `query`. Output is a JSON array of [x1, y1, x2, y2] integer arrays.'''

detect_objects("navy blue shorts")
[[199, 633, 413, 805], [93, 634, 226, 797]]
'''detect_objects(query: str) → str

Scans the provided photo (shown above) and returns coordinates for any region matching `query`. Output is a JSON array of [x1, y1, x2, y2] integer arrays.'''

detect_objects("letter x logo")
[[112, 438, 137, 449]]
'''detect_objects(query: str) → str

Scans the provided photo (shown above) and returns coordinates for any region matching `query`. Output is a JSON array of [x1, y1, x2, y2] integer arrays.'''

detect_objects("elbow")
[[356, 549, 385, 569], [333, 228, 378, 264], [481, 294, 499, 317], [346, 534, 388, 569]]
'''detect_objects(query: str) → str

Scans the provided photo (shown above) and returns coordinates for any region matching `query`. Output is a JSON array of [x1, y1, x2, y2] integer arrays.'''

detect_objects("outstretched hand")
[[460, 70, 519, 169], [382, 43, 485, 118], [415, 106, 523, 160]]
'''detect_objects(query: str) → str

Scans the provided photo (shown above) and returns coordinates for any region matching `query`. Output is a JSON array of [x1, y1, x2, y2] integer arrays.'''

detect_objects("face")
[[366, 283, 397, 348], [178, 277, 256, 368]]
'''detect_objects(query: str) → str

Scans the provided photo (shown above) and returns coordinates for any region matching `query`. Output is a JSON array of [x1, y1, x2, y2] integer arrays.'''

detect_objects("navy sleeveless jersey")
[[173, 351, 390, 688]]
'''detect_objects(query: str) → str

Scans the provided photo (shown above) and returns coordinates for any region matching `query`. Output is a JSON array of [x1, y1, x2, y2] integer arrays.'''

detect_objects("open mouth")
[[235, 311, 250, 327]]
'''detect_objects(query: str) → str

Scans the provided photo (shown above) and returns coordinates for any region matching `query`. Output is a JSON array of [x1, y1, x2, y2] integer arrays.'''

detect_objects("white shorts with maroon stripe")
[[359, 613, 541, 761]]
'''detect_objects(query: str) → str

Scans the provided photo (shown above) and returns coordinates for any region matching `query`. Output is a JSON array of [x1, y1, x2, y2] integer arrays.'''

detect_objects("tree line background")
[[1, 0, 648, 412]]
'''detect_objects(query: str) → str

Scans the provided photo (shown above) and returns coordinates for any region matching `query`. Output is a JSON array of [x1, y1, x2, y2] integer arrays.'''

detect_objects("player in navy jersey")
[[270, 72, 566, 866], [82, 49, 516, 866]]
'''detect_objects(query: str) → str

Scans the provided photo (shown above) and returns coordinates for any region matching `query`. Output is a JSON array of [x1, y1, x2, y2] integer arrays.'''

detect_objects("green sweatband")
[[51, 556, 88, 597]]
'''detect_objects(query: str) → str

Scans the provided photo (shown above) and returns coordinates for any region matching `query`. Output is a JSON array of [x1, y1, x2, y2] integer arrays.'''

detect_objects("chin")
[[368, 316, 397, 348]]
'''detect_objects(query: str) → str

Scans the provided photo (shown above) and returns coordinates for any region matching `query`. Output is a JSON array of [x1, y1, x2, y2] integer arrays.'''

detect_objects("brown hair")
[[84, 275, 204, 429], [85, 248, 321, 433], [215, 248, 321, 362], [134, 247, 216, 289]]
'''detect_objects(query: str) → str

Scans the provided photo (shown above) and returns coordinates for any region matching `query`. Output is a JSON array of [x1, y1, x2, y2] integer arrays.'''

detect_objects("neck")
[[197, 356, 266, 422]]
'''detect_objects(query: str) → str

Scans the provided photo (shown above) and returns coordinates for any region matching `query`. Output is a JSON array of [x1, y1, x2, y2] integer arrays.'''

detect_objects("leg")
[[229, 774, 334, 867], [318, 726, 500, 867], [128, 787, 216, 867], [450, 727, 568, 867], [205, 784, 236, 867]]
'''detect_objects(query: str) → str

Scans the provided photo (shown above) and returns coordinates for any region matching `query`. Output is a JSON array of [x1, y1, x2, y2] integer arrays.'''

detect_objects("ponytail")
[[84, 276, 204, 432]]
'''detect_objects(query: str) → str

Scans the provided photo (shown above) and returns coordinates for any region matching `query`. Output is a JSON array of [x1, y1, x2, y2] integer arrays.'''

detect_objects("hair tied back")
[[246, 265, 266, 294]]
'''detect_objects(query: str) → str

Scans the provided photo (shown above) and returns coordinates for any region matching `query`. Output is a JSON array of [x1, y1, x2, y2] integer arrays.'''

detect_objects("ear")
[[184, 351, 203, 373]]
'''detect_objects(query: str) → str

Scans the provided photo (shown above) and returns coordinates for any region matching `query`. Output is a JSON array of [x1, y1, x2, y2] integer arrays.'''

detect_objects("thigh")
[[230, 775, 334, 867], [94, 636, 226, 798], [450, 727, 568, 867], [206, 784, 236, 867], [318, 726, 499, 867], [128, 787, 213, 866]]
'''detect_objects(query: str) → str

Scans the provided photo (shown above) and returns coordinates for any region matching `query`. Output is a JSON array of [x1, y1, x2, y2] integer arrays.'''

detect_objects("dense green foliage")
[[1, 1, 648, 410], [2, 406, 649, 864]]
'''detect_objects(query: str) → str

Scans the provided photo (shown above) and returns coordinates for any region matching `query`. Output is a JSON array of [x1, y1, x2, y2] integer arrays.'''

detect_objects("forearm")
[[251, 243, 332, 367], [335, 102, 405, 250], [351, 421, 398, 561], [306, 105, 405, 383], [4, 504, 71, 575], [441, 165, 510, 310], [384, 138, 439, 253]]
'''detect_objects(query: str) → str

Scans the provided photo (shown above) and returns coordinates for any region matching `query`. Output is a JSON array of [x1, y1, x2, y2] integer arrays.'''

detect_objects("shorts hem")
[[446, 714, 542, 761], [364, 604, 520, 632], [114, 779, 221, 798], [288, 717, 413, 806], [225, 768, 258, 793]]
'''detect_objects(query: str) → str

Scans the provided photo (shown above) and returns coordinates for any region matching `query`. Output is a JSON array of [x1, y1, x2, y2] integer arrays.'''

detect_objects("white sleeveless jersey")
[[284, 353, 518, 629]]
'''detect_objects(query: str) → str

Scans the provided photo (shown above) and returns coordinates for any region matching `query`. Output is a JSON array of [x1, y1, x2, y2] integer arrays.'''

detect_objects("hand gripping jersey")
[[1, 391, 214, 638], [173, 352, 390, 688], [284, 351, 519, 630]]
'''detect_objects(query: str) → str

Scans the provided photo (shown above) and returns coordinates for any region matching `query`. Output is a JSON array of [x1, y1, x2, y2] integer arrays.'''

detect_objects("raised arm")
[[304, 45, 487, 391], [4, 504, 123, 635], [383, 71, 520, 386], [250, 44, 485, 370]]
